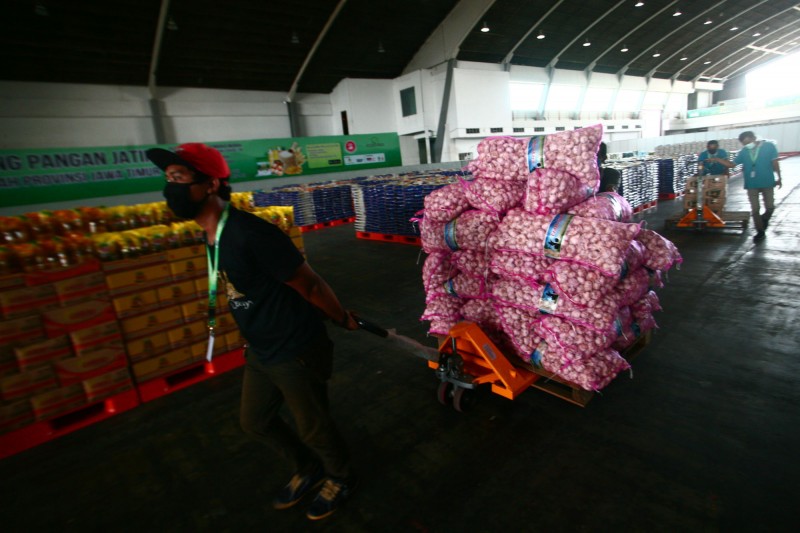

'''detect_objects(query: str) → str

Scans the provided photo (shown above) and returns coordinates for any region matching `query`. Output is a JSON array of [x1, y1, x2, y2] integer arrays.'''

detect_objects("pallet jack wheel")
[[437, 381, 453, 405], [452, 386, 476, 413]]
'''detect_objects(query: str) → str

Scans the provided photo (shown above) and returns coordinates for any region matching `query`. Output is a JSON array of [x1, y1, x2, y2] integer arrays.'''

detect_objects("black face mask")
[[707, 148, 717, 155], [163, 182, 207, 219]]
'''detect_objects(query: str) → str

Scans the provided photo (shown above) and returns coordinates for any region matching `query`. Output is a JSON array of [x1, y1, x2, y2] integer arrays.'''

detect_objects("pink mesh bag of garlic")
[[451, 249, 491, 279], [420, 209, 499, 253], [461, 177, 526, 216], [614, 267, 652, 307], [421, 295, 462, 336], [422, 252, 455, 293], [494, 303, 543, 357], [492, 208, 641, 278], [524, 168, 594, 216], [422, 183, 471, 222], [567, 192, 633, 222], [524, 339, 630, 392], [489, 250, 553, 283], [537, 314, 615, 358], [427, 273, 490, 302], [636, 229, 682, 271], [461, 299, 502, 331], [472, 125, 603, 191]]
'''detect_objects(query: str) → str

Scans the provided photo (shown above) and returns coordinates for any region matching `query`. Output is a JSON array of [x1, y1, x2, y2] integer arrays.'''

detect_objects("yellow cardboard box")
[[100, 252, 167, 273], [42, 298, 116, 338], [195, 277, 209, 297], [181, 299, 208, 323], [156, 279, 198, 305], [166, 245, 205, 262], [30, 384, 86, 421], [167, 320, 207, 348], [104, 263, 172, 295], [131, 346, 196, 382], [112, 289, 160, 318], [169, 257, 207, 281], [125, 331, 171, 363], [82, 367, 134, 402], [54, 346, 128, 386], [13, 335, 73, 372], [120, 305, 184, 340], [0, 366, 58, 402]]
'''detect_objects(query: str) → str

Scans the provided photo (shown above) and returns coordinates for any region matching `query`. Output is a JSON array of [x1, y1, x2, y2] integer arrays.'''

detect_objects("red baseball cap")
[[146, 143, 231, 180]]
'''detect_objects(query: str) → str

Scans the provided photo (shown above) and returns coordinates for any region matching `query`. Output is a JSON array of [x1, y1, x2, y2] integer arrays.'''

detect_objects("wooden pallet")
[[663, 210, 749, 233], [518, 331, 652, 408]]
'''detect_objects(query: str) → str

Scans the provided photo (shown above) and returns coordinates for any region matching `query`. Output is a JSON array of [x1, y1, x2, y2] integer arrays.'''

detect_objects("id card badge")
[[751, 170, 757, 179]]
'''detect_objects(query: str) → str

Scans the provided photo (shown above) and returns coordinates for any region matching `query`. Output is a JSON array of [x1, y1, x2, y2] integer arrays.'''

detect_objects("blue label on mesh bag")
[[620, 260, 629, 280], [600, 192, 623, 221], [615, 317, 624, 337], [538, 283, 559, 314], [443, 278, 459, 297], [530, 340, 547, 368], [543, 214, 573, 259], [526, 136, 546, 172], [443, 220, 459, 251], [632, 322, 641, 338]]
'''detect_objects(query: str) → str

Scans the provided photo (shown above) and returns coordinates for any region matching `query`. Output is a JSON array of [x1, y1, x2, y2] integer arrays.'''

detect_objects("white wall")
[[0, 81, 334, 149], [450, 67, 512, 134], [329, 78, 396, 136]]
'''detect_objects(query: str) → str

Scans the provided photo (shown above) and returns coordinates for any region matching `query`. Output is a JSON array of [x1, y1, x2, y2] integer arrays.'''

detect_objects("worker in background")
[[146, 144, 359, 521], [597, 142, 621, 193], [697, 140, 730, 176], [711, 131, 782, 242]]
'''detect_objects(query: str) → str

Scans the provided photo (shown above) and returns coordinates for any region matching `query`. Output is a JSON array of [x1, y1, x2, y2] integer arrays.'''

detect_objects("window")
[[400, 87, 417, 117], [555, 126, 566, 131], [466, 128, 480, 134], [534, 127, 545, 132], [513, 127, 525, 133], [546, 84, 582, 111], [614, 89, 644, 112], [459, 152, 474, 160], [510, 82, 546, 111], [583, 87, 615, 112], [490, 127, 504, 133]]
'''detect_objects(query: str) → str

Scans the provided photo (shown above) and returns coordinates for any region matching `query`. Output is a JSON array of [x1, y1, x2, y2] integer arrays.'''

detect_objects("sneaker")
[[272, 465, 325, 510], [753, 231, 766, 242], [762, 210, 773, 228], [306, 476, 359, 521]]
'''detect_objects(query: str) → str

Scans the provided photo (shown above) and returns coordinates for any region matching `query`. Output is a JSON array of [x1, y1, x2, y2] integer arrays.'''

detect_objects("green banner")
[[0, 133, 401, 209]]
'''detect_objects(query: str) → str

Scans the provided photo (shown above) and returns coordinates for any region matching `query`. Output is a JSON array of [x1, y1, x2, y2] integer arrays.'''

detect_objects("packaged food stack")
[[657, 158, 677, 195], [253, 182, 354, 227], [0, 266, 134, 435], [351, 171, 468, 236], [419, 125, 681, 392], [676, 154, 699, 187], [613, 160, 657, 210], [683, 174, 729, 214], [253, 187, 317, 227]]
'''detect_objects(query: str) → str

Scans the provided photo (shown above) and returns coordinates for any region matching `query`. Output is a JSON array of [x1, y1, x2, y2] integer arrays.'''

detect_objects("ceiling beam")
[[546, 0, 628, 69], [147, 0, 171, 96], [706, 22, 800, 79], [287, 0, 347, 102], [501, 0, 565, 65], [617, 0, 727, 77], [716, 28, 800, 80], [647, 0, 770, 78], [587, 0, 678, 73], [670, 4, 795, 81]]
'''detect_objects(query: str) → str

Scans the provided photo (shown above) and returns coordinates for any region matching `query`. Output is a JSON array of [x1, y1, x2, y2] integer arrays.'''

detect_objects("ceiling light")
[[291, 31, 299, 44], [704, 19, 712, 25], [481, 21, 490, 33], [537, 30, 545, 40], [790, 41, 798, 45], [673, 9, 682, 16], [620, 45, 629, 52], [752, 32, 761, 37], [167, 17, 178, 31], [730, 26, 739, 31], [635, 1, 644, 6], [378, 41, 385, 53], [583, 38, 591, 47], [652, 51, 661, 57], [680, 56, 688, 61], [704, 60, 712, 64]]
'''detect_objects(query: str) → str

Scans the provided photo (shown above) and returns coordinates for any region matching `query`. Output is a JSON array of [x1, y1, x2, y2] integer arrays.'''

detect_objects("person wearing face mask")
[[711, 131, 782, 242], [697, 140, 729, 176], [146, 143, 359, 521]]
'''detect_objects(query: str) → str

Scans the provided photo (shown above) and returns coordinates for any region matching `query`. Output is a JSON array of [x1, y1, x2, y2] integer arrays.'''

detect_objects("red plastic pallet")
[[355, 231, 421, 246], [658, 192, 683, 200], [0, 388, 140, 460], [299, 217, 355, 233], [136, 348, 245, 403], [633, 200, 657, 213]]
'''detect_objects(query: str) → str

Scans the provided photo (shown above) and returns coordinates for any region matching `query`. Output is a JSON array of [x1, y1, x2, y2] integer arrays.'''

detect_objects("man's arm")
[[773, 159, 782, 188], [284, 262, 358, 330], [711, 156, 736, 169]]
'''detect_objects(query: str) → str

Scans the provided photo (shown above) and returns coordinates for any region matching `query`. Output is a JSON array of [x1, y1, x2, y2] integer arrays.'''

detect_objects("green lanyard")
[[205, 204, 230, 360], [748, 144, 762, 164]]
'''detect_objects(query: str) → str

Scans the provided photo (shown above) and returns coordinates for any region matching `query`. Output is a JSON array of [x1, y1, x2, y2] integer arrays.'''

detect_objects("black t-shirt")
[[213, 206, 325, 362], [600, 167, 622, 193]]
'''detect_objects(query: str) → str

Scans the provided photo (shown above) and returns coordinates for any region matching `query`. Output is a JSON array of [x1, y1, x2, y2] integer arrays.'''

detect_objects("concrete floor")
[[2, 158, 799, 532]]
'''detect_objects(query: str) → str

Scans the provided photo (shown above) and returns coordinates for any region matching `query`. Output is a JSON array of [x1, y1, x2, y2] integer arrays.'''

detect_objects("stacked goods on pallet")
[[676, 154, 699, 188], [612, 160, 658, 211], [352, 171, 468, 236], [653, 138, 740, 157], [683, 175, 729, 214], [419, 125, 681, 392], [253, 182, 355, 226], [0, 199, 297, 441], [657, 158, 679, 196]]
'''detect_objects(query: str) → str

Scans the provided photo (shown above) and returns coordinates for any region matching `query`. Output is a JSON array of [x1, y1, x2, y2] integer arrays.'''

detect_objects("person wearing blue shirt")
[[714, 131, 783, 242], [697, 140, 729, 176]]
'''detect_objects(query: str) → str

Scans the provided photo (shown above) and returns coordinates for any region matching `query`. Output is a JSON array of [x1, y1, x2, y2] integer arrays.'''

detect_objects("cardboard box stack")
[[0, 267, 134, 434], [683, 174, 729, 214]]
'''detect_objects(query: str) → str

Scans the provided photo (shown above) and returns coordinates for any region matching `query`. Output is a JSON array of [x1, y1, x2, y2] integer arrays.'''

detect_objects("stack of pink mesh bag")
[[419, 125, 681, 392]]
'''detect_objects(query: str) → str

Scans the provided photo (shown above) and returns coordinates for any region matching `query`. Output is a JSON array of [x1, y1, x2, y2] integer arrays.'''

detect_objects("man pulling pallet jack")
[[707, 131, 782, 242]]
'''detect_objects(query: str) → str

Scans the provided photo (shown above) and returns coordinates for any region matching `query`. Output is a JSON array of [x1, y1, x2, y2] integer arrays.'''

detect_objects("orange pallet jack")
[[665, 175, 749, 233]]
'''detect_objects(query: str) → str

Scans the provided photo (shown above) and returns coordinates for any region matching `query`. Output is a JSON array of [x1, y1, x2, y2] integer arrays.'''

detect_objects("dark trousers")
[[240, 334, 350, 480]]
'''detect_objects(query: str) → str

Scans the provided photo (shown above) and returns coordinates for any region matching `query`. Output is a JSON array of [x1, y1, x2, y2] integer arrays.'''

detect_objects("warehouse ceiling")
[[2, 0, 799, 95]]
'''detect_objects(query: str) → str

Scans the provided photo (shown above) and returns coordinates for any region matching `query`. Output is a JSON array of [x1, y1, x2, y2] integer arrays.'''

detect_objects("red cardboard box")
[[30, 384, 87, 421], [0, 400, 35, 435], [0, 348, 18, 378], [53, 346, 128, 386], [13, 336, 73, 372], [0, 366, 58, 402], [82, 367, 134, 402], [0, 284, 59, 319], [68, 321, 123, 356], [42, 298, 116, 338], [0, 315, 44, 345], [52, 272, 107, 306], [132, 346, 196, 382]]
